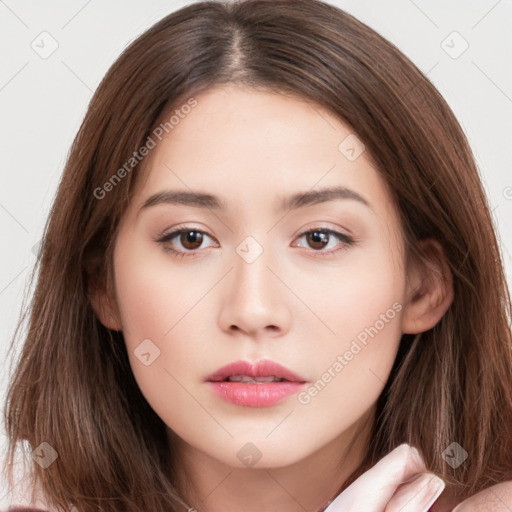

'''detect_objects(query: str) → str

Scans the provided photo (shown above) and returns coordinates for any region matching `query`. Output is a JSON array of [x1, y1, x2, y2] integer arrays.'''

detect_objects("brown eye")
[[179, 230, 204, 250], [294, 227, 356, 255], [156, 227, 217, 257], [306, 231, 329, 250]]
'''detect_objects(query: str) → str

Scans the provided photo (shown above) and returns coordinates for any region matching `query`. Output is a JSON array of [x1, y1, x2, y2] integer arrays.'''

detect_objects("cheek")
[[112, 246, 210, 433], [308, 233, 404, 350], [297, 239, 404, 428], [113, 237, 213, 344], [112, 236, 220, 389]]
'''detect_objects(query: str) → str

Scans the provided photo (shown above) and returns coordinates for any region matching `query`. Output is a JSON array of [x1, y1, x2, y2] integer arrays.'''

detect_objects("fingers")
[[384, 471, 445, 512], [325, 443, 444, 512]]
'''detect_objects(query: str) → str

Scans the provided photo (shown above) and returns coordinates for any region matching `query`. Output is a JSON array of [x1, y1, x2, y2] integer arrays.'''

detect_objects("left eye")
[[293, 228, 355, 253], [156, 227, 355, 258]]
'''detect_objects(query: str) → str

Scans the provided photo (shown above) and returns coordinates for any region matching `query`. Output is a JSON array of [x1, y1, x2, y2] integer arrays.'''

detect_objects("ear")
[[88, 278, 123, 332], [401, 239, 454, 334]]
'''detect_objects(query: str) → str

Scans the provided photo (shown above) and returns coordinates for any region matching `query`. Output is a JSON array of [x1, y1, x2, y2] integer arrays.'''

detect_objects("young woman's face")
[[111, 84, 409, 469]]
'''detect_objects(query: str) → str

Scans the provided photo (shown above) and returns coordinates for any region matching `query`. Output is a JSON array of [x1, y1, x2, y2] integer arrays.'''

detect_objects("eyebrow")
[[138, 185, 373, 215]]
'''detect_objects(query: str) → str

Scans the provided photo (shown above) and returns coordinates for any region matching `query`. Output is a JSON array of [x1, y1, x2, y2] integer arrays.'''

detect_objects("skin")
[[92, 84, 456, 512]]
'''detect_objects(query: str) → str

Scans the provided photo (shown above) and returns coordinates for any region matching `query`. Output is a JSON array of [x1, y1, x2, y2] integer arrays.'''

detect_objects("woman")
[[3, 1, 512, 511]]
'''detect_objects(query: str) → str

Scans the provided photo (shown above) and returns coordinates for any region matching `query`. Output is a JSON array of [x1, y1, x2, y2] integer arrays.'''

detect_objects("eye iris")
[[181, 231, 203, 250], [307, 231, 329, 250]]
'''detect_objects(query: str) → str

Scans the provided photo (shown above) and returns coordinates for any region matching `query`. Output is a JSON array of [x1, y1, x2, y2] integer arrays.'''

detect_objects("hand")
[[451, 480, 512, 511], [324, 443, 445, 512]]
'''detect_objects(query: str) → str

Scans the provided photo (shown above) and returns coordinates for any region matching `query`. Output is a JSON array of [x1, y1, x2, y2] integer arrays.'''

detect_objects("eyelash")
[[156, 225, 357, 259]]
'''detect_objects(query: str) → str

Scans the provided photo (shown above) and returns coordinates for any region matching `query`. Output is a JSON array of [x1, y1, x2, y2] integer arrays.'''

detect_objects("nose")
[[217, 243, 292, 340]]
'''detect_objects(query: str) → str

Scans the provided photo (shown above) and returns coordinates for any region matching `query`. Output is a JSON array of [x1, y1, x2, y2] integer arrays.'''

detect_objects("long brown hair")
[[4, 0, 512, 510]]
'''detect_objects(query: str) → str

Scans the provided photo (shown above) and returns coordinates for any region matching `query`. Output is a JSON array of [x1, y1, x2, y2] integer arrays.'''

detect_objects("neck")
[[169, 407, 375, 512]]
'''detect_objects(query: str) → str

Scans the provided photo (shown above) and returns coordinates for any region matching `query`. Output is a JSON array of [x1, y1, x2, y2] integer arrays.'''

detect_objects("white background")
[[1, 0, 511, 506]]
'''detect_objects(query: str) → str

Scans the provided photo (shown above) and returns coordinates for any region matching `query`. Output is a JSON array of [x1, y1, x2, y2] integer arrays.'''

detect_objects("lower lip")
[[207, 381, 306, 407]]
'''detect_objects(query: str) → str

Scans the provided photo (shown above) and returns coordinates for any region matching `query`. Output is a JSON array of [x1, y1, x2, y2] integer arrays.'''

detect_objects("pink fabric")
[[4, 505, 59, 512], [6, 508, 49, 511]]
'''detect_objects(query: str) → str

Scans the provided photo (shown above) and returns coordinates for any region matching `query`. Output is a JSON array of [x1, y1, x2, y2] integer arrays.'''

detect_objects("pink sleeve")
[[5, 508, 49, 511]]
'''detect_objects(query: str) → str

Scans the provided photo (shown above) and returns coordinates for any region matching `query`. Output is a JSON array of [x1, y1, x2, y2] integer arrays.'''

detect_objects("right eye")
[[156, 227, 218, 258]]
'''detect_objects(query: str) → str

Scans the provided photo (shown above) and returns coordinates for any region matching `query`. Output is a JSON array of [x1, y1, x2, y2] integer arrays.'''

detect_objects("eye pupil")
[[181, 231, 203, 249], [307, 231, 329, 250]]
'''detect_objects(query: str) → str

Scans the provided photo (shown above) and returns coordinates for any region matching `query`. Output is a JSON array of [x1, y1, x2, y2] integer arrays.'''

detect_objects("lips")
[[205, 359, 308, 407], [205, 359, 307, 383]]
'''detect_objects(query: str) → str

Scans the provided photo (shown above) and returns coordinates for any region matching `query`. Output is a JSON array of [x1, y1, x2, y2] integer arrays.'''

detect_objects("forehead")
[[130, 85, 397, 225], [157, 84, 356, 160]]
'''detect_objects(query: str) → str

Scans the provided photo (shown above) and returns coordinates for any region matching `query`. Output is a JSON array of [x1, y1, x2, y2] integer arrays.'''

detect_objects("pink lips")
[[205, 359, 307, 408]]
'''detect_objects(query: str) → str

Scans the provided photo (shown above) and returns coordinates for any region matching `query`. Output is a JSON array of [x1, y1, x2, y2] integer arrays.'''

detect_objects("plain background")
[[1, 0, 511, 506]]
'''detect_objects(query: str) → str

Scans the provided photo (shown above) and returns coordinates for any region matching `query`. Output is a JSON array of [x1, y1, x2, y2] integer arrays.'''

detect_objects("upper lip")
[[206, 359, 307, 383]]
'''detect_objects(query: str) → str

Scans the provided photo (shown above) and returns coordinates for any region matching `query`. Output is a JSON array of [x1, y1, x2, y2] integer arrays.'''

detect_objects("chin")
[[221, 437, 312, 469]]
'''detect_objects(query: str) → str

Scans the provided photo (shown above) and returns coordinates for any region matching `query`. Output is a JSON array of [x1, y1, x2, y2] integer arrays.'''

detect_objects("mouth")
[[220, 375, 289, 383], [205, 359, 307, 407], [205, 359, 307, 384]]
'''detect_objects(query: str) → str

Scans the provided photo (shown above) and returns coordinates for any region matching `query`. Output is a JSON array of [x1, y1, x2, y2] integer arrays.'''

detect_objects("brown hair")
[[4, 0, 512, 510]]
